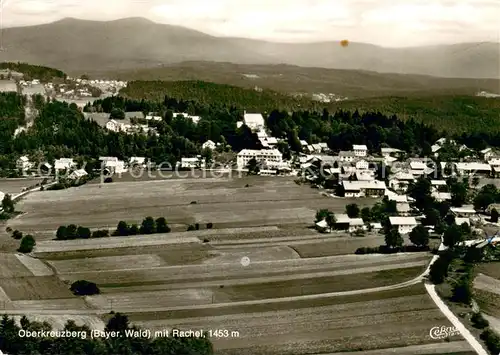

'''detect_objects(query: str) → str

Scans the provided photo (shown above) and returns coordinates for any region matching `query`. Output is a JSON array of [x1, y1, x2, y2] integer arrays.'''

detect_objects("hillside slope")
[[107, 61, 500, 98], [1, 18, 498, 78]]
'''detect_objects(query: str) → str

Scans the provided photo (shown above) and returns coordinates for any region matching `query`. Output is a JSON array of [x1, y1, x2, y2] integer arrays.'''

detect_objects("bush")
[[195, 223, 200, 230], [206, 222, 213, 229], [91, 229, 109, 238], [11, 230, 23, 240], [480, 329, 500, 354], [5, 226, 12, 233], [203, 238, 209, 243], [187, 224, 196, 231], [190, 201, 197, 204], [471, 312, 489, 329], [70, 280, 100, 296], [18, 235, 36, 253], [104, 177, 113, 183]]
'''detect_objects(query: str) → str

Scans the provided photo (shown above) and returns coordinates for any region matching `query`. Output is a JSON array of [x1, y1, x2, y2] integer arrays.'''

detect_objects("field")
[[0, 175, 476, 354], [0, 178, 44, 195]]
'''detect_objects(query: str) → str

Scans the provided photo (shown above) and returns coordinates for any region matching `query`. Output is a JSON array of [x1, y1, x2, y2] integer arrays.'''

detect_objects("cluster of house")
[[233, 112, 293, 174], [311, 93, 348, 103], [308, 137, 500, 235], [16, 155, 155, 180], [71, 78, 127, 93]]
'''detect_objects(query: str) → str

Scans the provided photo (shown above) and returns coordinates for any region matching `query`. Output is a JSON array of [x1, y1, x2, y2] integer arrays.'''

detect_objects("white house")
[[243, 112, 265, 131], [54, 158, 76, 171], [389, 216, 418, 234], [381, 147, 402, 157], [16, 156, 33, 172], [173, 113, 201, 124], [353, 145, 368, 157], [348, 218, 364, 233], [342, 180, 386, 198], [338, 151, 356, 162], [355, 159, 370, 170], [451, 206, 476, 217], [68, 169, 88, 180], [456, 162, 491, 176], [455, 217, 470, 226], [180, 156, 206, 169], [300, 140, 308, 147], [236, 149, 282, 169], [129, 157, 146, 167], [105, 119, 124, 132], [202, 140, 217, 150], [432, 192, 452, 201]]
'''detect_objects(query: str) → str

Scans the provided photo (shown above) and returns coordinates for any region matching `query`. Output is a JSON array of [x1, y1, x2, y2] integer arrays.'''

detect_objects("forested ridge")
[[121, 80, 500, 134], [0, 62, 67, 81]]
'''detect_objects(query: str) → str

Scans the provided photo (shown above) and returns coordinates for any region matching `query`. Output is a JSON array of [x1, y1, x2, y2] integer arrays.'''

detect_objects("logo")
[[429, 326, 460, 339]]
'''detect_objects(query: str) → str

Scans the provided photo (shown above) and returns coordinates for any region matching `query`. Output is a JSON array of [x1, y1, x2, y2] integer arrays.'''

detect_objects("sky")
[[1, 0, 499, 47]]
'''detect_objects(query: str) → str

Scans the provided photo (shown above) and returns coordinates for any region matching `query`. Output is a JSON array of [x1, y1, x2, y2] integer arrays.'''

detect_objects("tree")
[[443, 224, 463, 247], [423, 208, 440, 226], [76, 226, 91, 239], [408, 176, 433, 211], [11, 230, 23, 240], [491, 208, 499, 223], [109, 108, 125, 120], [409, 225, 430, 247], [246, 157, 260, 175], [156, 217, 171, 233], [187, 224, 196, 231], [1, 194, 14, 213], [140, 217, 156, 234], [472, 176, 480, 188], [361, 207, 372, 222], [70, 280, 100, 296], [325, 212, 337, 232], [345, 203, 360, 218], [315, 209, 330, 223], [206, 222, 213, 229], [385, 227, 403, 248], [429, 255, 450, 284], [114, 221, 130, 236], [18, 235, 36, 253], [451, 279, 473, 304], [128, 224, 139, 235], [66, 224, 78, 240], [56, 225, 67, 240], [105, 312, 129, 333], [449, 179, 468, 207]]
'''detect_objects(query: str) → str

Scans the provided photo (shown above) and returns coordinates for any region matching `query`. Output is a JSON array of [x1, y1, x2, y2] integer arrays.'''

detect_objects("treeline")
[[0, 62, 67, 82], [56, 224, 108, 240], [0, 312, 213, 355]]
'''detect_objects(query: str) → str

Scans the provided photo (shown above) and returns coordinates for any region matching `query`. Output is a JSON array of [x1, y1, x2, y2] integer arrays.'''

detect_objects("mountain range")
[[1, 17, 499, 79]]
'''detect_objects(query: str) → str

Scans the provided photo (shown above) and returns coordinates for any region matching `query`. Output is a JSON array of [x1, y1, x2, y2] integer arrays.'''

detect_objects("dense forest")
[[120, 80, 318, 112], [0, 312, 213, 355], [0, 62, 67, 82], [120, 81, 500, 135]]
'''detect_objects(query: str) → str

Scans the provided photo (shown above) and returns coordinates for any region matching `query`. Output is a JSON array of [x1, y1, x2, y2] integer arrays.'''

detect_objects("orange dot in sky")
[[340, 40, 349, 47]]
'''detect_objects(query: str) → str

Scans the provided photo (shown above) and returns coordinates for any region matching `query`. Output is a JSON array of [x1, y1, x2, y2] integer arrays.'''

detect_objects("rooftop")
[[389, 217, 417, 225]]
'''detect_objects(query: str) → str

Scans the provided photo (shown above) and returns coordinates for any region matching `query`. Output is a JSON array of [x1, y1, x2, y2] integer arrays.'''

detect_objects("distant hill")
[[108, 61, 500, 98], [1, 17, 498, 79]]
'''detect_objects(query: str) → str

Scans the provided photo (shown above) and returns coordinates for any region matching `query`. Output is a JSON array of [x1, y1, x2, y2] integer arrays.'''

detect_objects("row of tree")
[[113, 217, 171, 236], [0, 312, 213, 355]]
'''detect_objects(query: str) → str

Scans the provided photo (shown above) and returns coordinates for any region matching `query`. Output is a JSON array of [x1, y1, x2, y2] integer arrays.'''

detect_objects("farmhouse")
[[455, 217, 470, 226], [145, 113, 162, 121], [348, 218, 364, 233], [342, 180, 386, 198], [456, 162, 491, 176], [237, 149, 283, 169], [315, 219, 329, 233], [260, 137, 279, 148], [0, 80, 17, 93], [129, 157, 146, 167], [54, 158, 76, 171], [338, 151, 356, 162], [105, 119, 124, 133], [389, 216, 418, 234], [202, 140, 217, 150], [243, 112, 265, 131], [16, 156, 33, 172], [451, 206, 476, 217], [432, 192, 452, 201], [180, 156, 206, 169], [353, 145, 368, 157], [355, 160, 369, 170], [68, 169, 88, 180], [396, 203, 411, 216], [381, 147, 402, 157]]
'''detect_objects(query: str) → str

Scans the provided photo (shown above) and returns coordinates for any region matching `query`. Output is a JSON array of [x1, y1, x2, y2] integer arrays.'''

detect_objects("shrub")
[[70, 280, 100, 296], [206, 222, 213, 229], [18, 235, 36, 253], [5, 227, 12, 233], [11, 230, 23, 240], [187, 224, 196, 231], [104, 177, 113, 183], [190, 201, 197, 204], [471, 312, 489, 329], [203, 238, 209, 243], [195, 223, 200, 230], [91, 229, 109, 238]]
